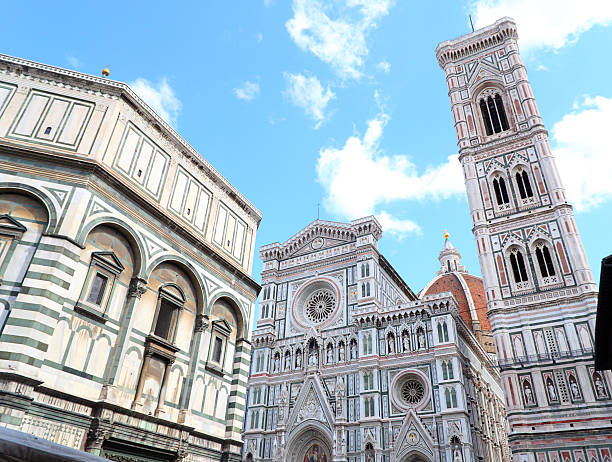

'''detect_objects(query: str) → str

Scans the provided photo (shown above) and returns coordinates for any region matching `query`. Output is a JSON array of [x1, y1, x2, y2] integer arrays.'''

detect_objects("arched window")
[[363, 371, 374, 390], [361, 264, 365, 278], [361, 283, 366, 297], [509, 250, 529, 283], [364, 397, 375, 417], [447, 360, 454, 379], [515, 169, 534, 199], [366, 282, 371, 297], [446, 387, 457, 408], [535, 244, 556, 278], [437, 323, 444, 343], [493, 176, 510, 205], [479, 93, 509, 135], [443, 322, 449, 342], [442, 361, 448, 380], [365, 263, 370, 277]]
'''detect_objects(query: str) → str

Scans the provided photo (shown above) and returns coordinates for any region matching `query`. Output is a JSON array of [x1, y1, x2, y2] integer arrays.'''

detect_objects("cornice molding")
[[0, 145, 260, 297], [0, 53, 261, 223]]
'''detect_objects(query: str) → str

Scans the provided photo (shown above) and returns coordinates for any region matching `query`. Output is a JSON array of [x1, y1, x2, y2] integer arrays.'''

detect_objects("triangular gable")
[[0, 215, 27, 237], [467, 60, 503, 89], [211, 318, 232, 335], [289, 237, 352, 258], [394, 409, 434, 461], [286, 375, 334, 433], [91, 251, 124, 273]]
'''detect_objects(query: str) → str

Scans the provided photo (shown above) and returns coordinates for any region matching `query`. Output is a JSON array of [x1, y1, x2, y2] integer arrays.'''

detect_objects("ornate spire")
[[437, 231, 466, 275]]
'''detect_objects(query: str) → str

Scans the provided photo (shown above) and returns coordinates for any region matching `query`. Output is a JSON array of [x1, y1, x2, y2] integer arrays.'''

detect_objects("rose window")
[[305, 289, 336, 323], [401, 379, 425, 405]]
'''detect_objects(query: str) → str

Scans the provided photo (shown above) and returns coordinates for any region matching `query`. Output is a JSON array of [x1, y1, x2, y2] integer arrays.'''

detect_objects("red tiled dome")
[[421, 236, 492, 335]]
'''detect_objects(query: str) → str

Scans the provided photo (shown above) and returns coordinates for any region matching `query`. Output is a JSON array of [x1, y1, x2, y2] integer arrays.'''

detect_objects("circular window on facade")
[[291, 279, 341, 329], [401, 378, 425, 405], [392, 371, 428, 410], [305, 289, 336, 323]]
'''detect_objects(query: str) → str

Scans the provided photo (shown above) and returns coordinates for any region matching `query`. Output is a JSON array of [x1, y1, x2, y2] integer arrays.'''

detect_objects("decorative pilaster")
[[85, 418, 112, 456]]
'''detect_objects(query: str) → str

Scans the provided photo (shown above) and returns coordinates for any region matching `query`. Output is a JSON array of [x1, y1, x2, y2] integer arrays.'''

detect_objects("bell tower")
[[436, 18, 612, 460]]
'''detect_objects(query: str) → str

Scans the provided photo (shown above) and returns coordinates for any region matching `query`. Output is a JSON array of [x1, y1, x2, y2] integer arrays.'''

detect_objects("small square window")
[[86, 273, 108, 306], [44, 126, 52, 135]]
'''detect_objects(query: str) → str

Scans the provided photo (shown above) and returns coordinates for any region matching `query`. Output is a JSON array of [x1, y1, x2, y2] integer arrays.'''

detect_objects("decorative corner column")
[[131, 349, 154, 412], [85, 417, 112, 456], [333, 376, 347, 462]]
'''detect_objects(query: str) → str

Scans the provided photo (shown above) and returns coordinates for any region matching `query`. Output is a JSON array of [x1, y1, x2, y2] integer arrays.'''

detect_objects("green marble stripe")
[[230, 378, 248, 388], [20, 287, 65, 304], [224, 424, 243, 434], [0, 287, 21, 297], [24, 271, 71, 290], [30, 257, 75, 277], [36, 243, 80, 262], [0, 414, 22, 426], [226, 401, 245, 411], [3, 317, 54, 335], [0, 334, 48, 351], [12, 301, 59, 320], [0, 351, 42, 367]]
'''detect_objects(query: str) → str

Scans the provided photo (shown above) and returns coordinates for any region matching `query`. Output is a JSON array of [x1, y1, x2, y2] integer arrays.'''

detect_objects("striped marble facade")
[[0, 54, 261, 462]]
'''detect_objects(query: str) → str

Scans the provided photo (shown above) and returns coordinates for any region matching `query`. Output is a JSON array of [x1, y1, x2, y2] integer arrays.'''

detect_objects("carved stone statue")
[[327, 346, 333, 363], [339, 345, 345, 361], [309, 348, 318, 366], [453, 447, 463, 462], [523, 382, 534, 404], [418, 330, 426, 349], [595, 374, 606, 398], [274, 355, 280, 372], [570, 378, 580, 400], [350, 341, 357, 359], [285, 353, 291, 370], [387, 335, 395, 354], [296, 352, 302, 368], [402, 331, 409, 352], [546, 379, 557, 401]]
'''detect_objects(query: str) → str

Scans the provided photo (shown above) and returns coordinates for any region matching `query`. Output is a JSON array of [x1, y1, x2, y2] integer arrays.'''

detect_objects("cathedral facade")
[[0, 54, 260, 461], [243, 217, 509, 462], [437, 18, 612, 461]]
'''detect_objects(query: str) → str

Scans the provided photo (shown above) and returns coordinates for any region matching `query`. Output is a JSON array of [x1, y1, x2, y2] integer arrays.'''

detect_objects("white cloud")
[[264, 0, 273, 6], [129, 78, 182, 127], [66, 54, 81, 70], [234, 81, 260, 101], [257, 31, 264, 42], [552, 95, 612, 210], [316, 113, 464, 238], [472, 0, 612, 54], [286, 0, 393, 80], [283, 73, 336, 128], [377, 59, 391, 73], [377, 211, 421, 238], [535, 64, 548, 71]]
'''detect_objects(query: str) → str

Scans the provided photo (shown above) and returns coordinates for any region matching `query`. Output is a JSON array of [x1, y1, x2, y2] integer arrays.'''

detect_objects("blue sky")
[[3, 1, 612, 316]]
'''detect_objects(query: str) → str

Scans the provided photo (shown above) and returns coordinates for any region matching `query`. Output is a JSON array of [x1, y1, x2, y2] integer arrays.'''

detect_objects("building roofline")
[[0, 52, 262, 223], [379, 253, 417, 301]]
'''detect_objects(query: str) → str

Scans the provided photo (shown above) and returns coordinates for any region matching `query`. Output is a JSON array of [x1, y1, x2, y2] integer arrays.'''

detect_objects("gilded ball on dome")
[[444, 230, 450, 240], [102, 68, 110, 77]]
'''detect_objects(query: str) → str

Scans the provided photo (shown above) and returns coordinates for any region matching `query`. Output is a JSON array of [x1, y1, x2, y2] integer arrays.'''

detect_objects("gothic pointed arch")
[[286, 376, 335, 440], [394, 409, 435, 462]]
